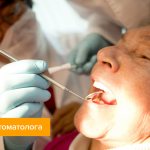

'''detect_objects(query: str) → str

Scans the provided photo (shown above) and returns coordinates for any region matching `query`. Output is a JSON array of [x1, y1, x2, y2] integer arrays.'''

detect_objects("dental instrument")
[[0, 49, 84, 100], [85, 91, 104, 104], [48, 63, 76, 74]]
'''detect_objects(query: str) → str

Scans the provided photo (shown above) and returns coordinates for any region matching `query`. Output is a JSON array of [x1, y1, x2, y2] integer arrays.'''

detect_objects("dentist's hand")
[[0, 60, 51, 150], [69, 33, 111, 74]]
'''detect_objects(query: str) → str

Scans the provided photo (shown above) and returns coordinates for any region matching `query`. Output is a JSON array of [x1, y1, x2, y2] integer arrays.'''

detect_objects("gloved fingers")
[[69, 49, 83, 73], [69, 41, 90, 67], [69, 33, 111, 72], [68, 49, 77, 65], [75, 33, 104, 65], [74, 55, 97, 74], [2, 103, 43, 118], [75, 43, 90, 65], [0, 74, 50, 94], [82, 55, 97, 74], [91, 54, 97, 63], [75, 67, 84, 74], [33, 106, 43, 118], [0, 88, 50, 114], [0, 60, 48, 74]]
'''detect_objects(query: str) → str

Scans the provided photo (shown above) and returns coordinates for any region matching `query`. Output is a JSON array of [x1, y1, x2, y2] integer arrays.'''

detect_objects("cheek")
[[122, 75, 150, 105]]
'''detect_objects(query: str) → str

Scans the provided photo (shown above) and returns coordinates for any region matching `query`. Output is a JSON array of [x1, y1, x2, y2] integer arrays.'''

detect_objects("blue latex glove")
[[69, 33, 111, 74], [0, 60, 51, 150]]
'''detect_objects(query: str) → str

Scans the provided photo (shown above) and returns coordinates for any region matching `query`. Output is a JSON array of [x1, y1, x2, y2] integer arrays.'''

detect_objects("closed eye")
[[140, 55, 150, 60]]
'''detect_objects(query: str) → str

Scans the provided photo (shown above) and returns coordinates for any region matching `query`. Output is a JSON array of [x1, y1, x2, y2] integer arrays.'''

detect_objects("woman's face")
[[75, 26, 150, 146]]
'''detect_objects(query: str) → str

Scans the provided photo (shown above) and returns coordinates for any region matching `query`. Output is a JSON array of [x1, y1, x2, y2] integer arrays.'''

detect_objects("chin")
[[74, 101, 113, 139]]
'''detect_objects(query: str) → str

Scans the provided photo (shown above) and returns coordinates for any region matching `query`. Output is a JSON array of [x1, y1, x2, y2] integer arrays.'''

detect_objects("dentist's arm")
[[0, 60, 51, 150]]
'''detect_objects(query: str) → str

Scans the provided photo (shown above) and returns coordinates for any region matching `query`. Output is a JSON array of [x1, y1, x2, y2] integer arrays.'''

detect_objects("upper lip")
[[93, 81, 111, 93]]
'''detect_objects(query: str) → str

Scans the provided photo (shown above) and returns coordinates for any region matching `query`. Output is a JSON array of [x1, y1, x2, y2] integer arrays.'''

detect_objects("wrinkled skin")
[[74, 26, 150, 149]]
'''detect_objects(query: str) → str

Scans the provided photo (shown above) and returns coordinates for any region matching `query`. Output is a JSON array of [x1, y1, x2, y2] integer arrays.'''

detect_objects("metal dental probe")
[[0, 49, 84, 100]]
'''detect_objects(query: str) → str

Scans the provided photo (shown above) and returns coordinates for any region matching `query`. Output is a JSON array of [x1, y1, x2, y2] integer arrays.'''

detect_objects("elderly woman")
[[0, 26, 149, 150], [70, 25, 150, 149]]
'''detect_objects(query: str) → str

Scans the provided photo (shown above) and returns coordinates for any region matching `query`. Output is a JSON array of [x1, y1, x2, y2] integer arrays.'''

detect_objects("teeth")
[[93, 81, 110, 92]]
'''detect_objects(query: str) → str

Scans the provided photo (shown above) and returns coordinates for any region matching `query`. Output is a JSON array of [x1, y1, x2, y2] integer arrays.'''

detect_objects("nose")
[[97, 46, 119, 72]]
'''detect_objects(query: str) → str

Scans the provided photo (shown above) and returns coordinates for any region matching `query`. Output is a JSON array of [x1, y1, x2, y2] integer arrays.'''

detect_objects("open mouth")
[[85, 81, 117, 105]]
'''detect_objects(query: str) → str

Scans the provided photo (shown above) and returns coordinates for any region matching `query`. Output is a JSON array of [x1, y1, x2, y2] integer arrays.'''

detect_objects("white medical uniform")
[[67, 0, 150, 44]]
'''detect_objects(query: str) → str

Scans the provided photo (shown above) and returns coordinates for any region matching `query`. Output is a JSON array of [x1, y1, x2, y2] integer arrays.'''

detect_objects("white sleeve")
[[87, 12, 122, 44], [68, 1, 122, 44]]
